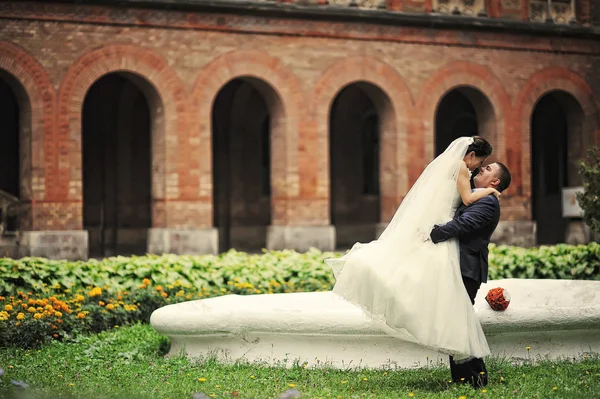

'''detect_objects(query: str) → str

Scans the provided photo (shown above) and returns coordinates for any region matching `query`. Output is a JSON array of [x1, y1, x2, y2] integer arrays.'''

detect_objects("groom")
[[429, 161, 512, 388]]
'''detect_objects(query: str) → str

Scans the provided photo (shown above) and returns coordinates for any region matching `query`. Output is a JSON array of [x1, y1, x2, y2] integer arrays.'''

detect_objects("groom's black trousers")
[[449, 276, 488, 388]]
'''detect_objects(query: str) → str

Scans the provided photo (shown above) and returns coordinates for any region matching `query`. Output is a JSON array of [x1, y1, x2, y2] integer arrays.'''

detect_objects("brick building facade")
[[0, 0, 598, 259]]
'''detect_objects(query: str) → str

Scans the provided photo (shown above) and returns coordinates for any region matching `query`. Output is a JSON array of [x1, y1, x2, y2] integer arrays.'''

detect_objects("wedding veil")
[[326, 136, 474, 278]]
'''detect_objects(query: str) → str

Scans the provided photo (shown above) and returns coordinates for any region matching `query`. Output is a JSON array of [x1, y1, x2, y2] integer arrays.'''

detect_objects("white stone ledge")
[[150, 279, 600, 369]]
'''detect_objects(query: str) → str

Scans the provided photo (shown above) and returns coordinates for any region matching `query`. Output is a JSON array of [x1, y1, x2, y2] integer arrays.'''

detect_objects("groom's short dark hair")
[[495, 162, 511, 192]]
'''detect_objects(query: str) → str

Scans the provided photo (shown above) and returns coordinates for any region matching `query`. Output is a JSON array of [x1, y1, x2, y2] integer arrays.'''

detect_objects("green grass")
[[1, 324, 599, 399]]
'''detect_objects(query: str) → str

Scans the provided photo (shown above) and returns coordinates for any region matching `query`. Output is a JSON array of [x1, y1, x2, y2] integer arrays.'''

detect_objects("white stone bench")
[[150, 278, 600, 369]]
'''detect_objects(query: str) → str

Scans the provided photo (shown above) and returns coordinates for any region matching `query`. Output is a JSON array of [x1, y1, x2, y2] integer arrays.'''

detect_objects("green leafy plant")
[[577, 146, 600, 235]]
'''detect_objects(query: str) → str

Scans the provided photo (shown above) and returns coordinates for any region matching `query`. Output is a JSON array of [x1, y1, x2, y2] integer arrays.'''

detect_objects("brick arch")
[[514, 67, 600, 201], [416, 61, 512, 187], [311, 57, 414, 222], [191, 50, 307, 225], [0, 41, 55, 230], [57, 44, 190, 228]]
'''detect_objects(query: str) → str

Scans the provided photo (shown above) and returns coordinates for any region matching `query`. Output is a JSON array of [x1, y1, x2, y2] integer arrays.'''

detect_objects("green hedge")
[[1, 244, 599, 296]]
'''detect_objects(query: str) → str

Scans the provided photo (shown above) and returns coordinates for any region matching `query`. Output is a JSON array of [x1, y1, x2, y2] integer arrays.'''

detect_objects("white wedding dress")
[[326, 137, 490, 362]]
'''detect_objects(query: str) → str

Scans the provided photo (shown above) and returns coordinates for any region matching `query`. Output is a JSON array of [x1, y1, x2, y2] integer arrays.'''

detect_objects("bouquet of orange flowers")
[[485, 287, 511, 311]]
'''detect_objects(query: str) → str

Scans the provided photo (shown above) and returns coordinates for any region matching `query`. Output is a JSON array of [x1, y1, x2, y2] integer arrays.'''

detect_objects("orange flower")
[[99, 301, 105, 307], [5, 305, 13, 311], [155, 285, 163, 292], [106, 304, 115, 310], [142, 278, 151, 286], [77, 312, 86, 319], [161, 292, 168, 298]]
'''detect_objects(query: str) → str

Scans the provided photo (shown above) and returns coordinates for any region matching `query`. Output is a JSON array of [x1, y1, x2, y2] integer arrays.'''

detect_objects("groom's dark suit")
[[429, 192, 501, 388]]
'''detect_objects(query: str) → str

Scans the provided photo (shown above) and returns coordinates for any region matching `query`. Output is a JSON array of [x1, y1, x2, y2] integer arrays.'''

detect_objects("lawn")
[[1, 324, 598, 399]]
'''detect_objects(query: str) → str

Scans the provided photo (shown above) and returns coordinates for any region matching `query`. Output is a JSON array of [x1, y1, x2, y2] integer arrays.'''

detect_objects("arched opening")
[[212, 77, 275, 253], [0, 70, 27, 236], [435, 87, 497, 183], [82, 73, 154, 258], [330, 82, 387, 249], [531, 91, 584, 245]]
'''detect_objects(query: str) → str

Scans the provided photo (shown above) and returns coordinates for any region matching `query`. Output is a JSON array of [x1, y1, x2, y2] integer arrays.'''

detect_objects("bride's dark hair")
[[466, 136, 493, 157]]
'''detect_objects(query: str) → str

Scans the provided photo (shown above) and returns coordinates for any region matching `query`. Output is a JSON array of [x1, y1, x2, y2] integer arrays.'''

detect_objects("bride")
[[325, 136, 498, 362]]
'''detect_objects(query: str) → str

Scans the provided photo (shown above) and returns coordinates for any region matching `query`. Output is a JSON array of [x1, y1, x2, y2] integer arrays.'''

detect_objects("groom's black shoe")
[[450, 355, 488, 389]]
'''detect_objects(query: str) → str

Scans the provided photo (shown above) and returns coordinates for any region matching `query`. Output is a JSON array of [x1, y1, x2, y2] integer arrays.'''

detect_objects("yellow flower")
[[16, 313, 25, 320], [250, 375, 255, 379], [553, 387, 557, 391], [289, 384, 296, 388], [459, 396, 467, 399], [526, 346, 531, 351], [27, 307, 36, 313], [99, 301, 105, 307], [341, 381, 347, 384], [106, 304, 115, 310], [74, 294, 85, 302], [363, 377, 368, 381], [0, 312, 8, 321], [408, 393, 415, 397], [77, 312, 86, 319], [69, 383, 74, 387], [198, 378, 207, 382], [5, 304, 13, 311], [482, 389, 487, 393], [33, 313, 43, 319], [55, 311, 63, 318], [143, 278, 151, 286], [89, 287, 102, 297]]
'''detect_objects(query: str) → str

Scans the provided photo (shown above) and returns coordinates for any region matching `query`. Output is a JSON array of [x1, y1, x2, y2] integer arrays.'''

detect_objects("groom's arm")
[[430, 196, 497, 244]]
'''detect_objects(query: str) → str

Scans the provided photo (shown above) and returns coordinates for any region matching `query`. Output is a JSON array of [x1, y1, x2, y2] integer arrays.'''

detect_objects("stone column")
[[147, 228, 219, 255], [19, 230, 88, 260], [266, 225, 335, 252]]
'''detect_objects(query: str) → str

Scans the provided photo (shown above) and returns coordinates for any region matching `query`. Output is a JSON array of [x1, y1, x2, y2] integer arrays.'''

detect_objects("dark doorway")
[[435, 87, 496, 186], [531, 91, 582, 244], [0, 71, 22, 232], [82, 73, 152, 258], [435, 89, 478, 156], [330, 83, 381, 249], [212, 78, 272, 253]]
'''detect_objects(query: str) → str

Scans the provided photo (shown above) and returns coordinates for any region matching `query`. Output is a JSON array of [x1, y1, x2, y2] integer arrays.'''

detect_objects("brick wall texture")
[[0, 1, 599, 233]]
